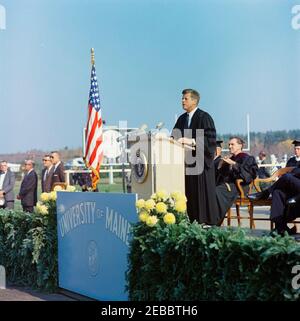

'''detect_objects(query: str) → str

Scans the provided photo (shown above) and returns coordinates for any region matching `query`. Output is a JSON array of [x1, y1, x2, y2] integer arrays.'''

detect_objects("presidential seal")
[[131, 149, 148, 184]]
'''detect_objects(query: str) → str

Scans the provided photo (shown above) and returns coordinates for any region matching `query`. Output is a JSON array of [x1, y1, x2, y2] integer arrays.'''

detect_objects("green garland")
[[127, 221, 300, 301]]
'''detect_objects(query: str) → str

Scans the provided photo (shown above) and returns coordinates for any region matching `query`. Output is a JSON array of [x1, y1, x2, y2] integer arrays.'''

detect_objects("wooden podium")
[[130, 133, 188, 200]]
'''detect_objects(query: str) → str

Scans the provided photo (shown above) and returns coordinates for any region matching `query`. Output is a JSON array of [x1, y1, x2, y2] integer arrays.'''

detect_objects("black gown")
[[172, 108, 219, 225], [286, 156, 300, 167], [215, 152, 258, 221]]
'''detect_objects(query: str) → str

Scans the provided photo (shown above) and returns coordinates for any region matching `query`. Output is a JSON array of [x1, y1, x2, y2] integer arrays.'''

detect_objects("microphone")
[[116, 124, 148, 142], [155, 122, 164, 130]]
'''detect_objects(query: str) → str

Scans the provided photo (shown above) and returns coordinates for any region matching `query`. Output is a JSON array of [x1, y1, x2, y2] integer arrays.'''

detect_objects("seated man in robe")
[[215, 137, 258, 222], [248, 163, 300, 235]]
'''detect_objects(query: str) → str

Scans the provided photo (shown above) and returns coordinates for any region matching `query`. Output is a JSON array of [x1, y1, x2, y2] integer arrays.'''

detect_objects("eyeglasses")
[[43, 159, 50, 161], [24, 163, 31, 166], [50, 156, 54, 159]]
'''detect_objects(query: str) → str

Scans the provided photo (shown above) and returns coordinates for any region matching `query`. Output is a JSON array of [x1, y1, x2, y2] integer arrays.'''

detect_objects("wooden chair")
[[249, 167, 295, 229], [225, 179, 256, 228]]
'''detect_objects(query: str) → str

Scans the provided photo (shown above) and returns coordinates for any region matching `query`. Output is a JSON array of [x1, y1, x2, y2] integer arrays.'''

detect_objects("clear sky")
[[0, 0, 299, 153]]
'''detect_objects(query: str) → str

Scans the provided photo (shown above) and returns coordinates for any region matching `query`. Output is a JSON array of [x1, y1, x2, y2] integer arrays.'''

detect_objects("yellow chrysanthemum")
[[53, 185, 63, 191], [145, 199, 156, 211], [151, 193, 157, 200], [163, 212, 176, 225], [139, 210, 149, 223], [48, 191, 57, 201], [155, 202, 168, 214], [146, 215, 159, 227], [136, 199, 145, 210], [174, 200, 187, 213], [171, 191, 186, 202], [66, 185, 76, 192], [156, 190, 168, 200], [40, 192, 49, 202], [36, 202, 49, 215]]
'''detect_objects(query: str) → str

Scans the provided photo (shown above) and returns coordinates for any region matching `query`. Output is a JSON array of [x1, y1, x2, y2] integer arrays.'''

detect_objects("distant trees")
[[217, 129, 300, 159]]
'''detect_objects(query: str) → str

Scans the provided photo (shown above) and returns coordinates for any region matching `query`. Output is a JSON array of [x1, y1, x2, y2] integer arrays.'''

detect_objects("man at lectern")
[[172, 89, 220, 225]]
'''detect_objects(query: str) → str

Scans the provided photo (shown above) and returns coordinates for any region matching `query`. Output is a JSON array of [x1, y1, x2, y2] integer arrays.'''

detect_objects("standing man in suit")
[[50, 151, 65, 190], [172, 89, 219, 225], [0, 160, 16, 209], [286, 140, 300, 167], [17, 160, 38, 213], [41, 154, 53, 193]]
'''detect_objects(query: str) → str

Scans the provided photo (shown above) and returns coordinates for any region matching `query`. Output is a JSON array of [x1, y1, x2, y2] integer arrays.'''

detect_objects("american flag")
[[84, 63, 103, 190]]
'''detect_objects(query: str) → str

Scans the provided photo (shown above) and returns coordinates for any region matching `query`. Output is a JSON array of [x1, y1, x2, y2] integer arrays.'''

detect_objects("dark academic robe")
[[172, 108, 219, 225], [215, 153, 258, 220], [214, 156, 222, 185], [286, 156, 300, 168]]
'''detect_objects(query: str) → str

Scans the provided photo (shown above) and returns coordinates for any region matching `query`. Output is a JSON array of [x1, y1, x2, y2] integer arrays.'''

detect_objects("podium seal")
[[132, 149, 148, 183]]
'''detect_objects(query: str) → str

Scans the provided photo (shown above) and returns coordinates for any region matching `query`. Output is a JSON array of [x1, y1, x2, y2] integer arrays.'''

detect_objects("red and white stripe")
[[85, 104, 104, 171]]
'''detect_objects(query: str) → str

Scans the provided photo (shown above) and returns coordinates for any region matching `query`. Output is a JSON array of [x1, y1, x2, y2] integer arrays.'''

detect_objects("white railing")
[[64, 163, 131, 185]]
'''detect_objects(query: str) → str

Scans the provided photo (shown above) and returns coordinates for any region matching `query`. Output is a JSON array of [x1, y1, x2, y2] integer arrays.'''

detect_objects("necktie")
[[184, 113, 189, 129]]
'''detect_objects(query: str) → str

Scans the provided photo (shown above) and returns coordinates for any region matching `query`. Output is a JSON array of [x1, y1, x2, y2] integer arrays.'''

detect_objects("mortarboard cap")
[[216, 140, 223, 148], [292, 140, 300, 147]]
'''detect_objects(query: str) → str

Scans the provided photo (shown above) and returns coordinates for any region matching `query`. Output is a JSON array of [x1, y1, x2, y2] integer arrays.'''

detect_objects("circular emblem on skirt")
[[131, 150, 148, 184]]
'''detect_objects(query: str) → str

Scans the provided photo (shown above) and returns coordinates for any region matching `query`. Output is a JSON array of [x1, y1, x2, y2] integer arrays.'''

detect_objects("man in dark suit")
[[17, 160, 38, 213], [0, 160, 15, 209], [41, 154, 53, 193], [248, 164, 300, 235], [172, 89, 219, 225], [50, 151, 65, 190]]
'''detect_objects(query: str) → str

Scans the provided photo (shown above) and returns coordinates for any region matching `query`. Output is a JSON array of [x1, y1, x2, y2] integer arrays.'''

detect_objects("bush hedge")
[[127, 221, 300, 301], [0, 205, 58, 291]]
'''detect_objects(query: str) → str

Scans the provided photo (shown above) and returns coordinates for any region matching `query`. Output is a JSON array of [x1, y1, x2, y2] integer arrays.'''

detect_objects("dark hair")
[[259, 151, 266, 157], [229, 136, 245, 147], [182, 89, 200, 105]]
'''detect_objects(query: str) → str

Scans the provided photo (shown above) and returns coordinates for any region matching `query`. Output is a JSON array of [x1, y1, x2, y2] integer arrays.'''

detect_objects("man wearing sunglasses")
[[41, 154, 54, 193]]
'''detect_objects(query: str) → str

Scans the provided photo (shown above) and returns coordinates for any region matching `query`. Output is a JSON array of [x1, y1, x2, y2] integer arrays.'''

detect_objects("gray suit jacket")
[[1, 169, 15, 202]]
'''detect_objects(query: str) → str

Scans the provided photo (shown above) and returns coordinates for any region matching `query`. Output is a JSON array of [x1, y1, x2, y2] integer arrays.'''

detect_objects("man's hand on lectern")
[[177, 137, 195, 147]]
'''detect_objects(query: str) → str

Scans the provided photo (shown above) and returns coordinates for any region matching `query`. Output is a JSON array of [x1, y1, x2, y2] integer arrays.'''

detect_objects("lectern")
[[130, 133, 188, 200]]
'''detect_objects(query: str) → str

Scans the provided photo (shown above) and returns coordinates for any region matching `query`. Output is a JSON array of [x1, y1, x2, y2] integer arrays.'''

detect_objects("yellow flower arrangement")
[[48, 191, 57, 201], [171, 191, 187, 202], [139, 210, 149, 223], [174, 200, 187, 213], [146, 215, 159, 227], [163, 212, 176, 225], [36, 202, 49, 215], [53, 185, 63, 191], [155, 202, 167, 214], [135, 191, 188, 227], [136, 199, 145, 210], [40, 192, 49, 202], [66, 185, 76, 192], [145, 199, 156, 211], [156, 189, 168, 200]]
